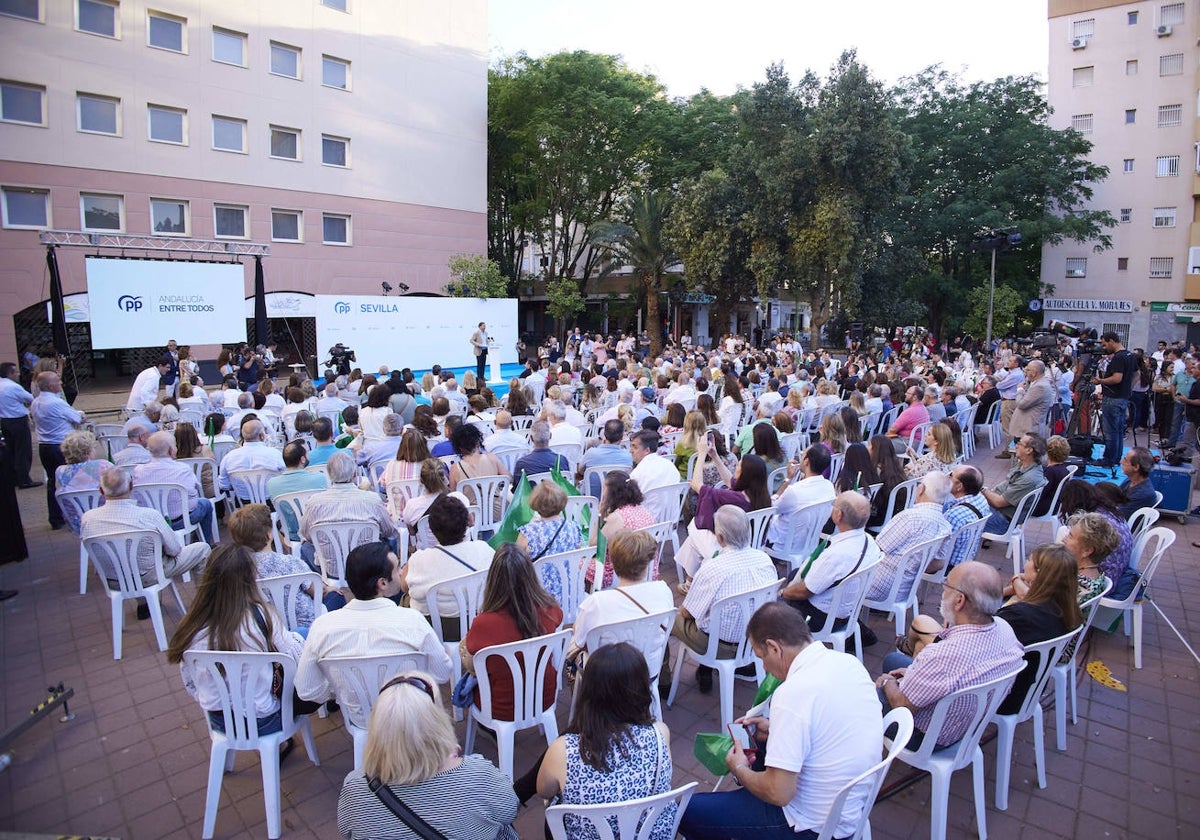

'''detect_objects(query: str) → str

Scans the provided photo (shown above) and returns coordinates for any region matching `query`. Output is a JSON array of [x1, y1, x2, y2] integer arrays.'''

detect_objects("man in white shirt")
[[218, 419, 285, 497], [483, 410, 528, 452], [629, 429, 680, 521], [315, 382, 347, 415], [664, 372, 697, 411], [295, 542, 452, 720], [678, 601, 883, 839], [126, 356, 171, 414], [546, 400, 583, 448], [757, 378, 785, 416], [444, 377, 469, 409], [768, 445, 836, 545]]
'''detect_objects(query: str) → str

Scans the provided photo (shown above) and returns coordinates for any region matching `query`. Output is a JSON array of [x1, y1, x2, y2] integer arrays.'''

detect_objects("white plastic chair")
[[814, 707, 915, 840], [178, 455, 226, 525], [490, 446, 527, 477], [55, 486, 103, 594], [509, 414, 534, 431], [534, 546, 593, 627], [633, 521, 676, 583], [83, 529, 187, 660], [778, 431, 805, 462], [426, 568, 490, 704], [563, 494, 600, 544], [463, 629, 572, 779], [185, 650, 320, 840], [270, 489, 323, 555], [956, 405, 979, 459], [1126, 506, 1160, 544], [320, 651, 430, 769], [132, 481, 203, 545], [577, 608, 678, 720], [867, 477, 921, 535], [665, 578, 781, 730], [992, 627, 1083, 810], [767, 465, 789, 495], [765, 499, 833, 577], [807, 559, 880, 659], [1052, 577, 1113, 750], [579, 463, 626, 498], [641, 482, 689, 553], [545, 781, 697, 840], [548, 442, 583, 474], [309, 520, 379, 589], [744, 506, 775, 552], [1098, 526, 1176, 669], [256, 572, 326, 633], [918, 517, 990, 609], [1022, 465, 1078, 542], [457, 474, 511, 536], [983, 401, 1003, 449], [227, 468, 276, 507], [861, 533, 946, 637], [828, 453, 845, 484], [981, 486, 1042, 576], [886, 666, 1022, 840], [384, 477, 424, 521]]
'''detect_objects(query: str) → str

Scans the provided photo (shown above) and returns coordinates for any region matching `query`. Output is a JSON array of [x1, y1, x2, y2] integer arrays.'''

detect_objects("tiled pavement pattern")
[[2, 409, 1198, 839]]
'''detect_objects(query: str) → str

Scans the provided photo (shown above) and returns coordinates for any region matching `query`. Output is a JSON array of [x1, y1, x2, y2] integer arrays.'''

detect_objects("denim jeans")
[[172, 497, 215, 545], [1101, 398, 1129, 466], [984, 510, 1013, 537], [1168, 402, 1186, 446], [678, 788, 830, 840]]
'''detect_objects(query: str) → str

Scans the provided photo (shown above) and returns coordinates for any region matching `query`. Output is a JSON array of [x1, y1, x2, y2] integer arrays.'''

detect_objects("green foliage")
[[961, 284, 1026, 339], [444, 254, 509, 298], [544, 277, 587, 328]]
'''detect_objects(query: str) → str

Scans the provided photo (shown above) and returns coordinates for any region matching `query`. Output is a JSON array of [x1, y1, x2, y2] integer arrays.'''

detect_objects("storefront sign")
[[1149, 301, 1200, 313], [1042, 298, 1133, 312]]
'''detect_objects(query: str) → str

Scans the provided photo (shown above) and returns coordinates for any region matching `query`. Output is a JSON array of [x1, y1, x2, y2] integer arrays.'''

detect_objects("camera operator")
[[236, 344, 261, 392], [327, 343, 355, 377], [1094, 331, 1135, 468]]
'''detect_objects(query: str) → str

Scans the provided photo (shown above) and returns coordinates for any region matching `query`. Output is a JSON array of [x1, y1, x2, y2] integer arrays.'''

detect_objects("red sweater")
[[464, 605, 563, 720]]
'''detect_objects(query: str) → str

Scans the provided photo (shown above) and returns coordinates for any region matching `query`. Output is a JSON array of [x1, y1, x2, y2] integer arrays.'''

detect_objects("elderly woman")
[[55, 430, 112, 532], [1060, 510, 1119, 603], [571, 529, 674, 657], [517, 480, 584, 603], [227, 504, 325, 627], [1057, 480, 1133, 588], [337, 672, 518, 839]]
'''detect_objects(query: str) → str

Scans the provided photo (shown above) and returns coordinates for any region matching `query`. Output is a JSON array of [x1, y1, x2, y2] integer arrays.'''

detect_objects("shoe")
[[696, 665, 713, 694], [0, 590, 17, 602], [279, 737, 295, 764], [326, 700, 340, 714], [677, 578, 691, 595], [860, 624, 878, 647], [136, 602, 150, 621], [980, 539, 992, 550], [49, 522, 64, 531], [734, 664, 757, 677], [657, 682, 671, 701], [17, 481, 42, 489]]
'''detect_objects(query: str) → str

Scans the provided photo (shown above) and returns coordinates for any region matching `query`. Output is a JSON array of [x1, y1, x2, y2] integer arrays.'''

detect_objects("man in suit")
[[470, 321, 488, 381], [1008, 359, 1056, 448]]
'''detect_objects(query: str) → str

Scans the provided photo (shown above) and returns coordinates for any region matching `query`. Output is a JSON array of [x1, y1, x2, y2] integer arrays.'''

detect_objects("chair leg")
[[716, 663, 734, 730], [497, 726, 515, 780], [202, 744, 228, 839], [79, 545, 88, 595], [297, 716, 320, 765], [111, 597, 124, 660], [927, 764, 951, 840], [993, 716, 1015, 810], [1032, 706, 1047, 790], [146, 594, 169, 652], [463, 709, 477, 755], [258, 743, 282, 840], [1133, 603, 1144, 669], [666, 643, 687, 707], [1053, 669, 1068, 751], [1068, 659, 1078, 725], [971, 747, 989, 840]]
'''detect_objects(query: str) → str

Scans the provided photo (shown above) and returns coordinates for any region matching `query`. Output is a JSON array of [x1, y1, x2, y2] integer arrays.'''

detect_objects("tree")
[[591, 191, 675, 357], [961, 284, 1025, 339], [544, 277, 586, 337], [444, 254, 509, 298]]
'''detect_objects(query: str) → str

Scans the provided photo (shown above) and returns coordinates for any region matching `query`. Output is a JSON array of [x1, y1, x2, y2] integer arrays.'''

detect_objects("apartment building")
[[1041, 0, 1200, 349], [0, 0, 485, 375]]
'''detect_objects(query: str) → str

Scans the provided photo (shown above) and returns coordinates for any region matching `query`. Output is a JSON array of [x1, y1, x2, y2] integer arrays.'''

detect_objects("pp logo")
[[117, 295, 143, 313], [334, 301, 352, 314]]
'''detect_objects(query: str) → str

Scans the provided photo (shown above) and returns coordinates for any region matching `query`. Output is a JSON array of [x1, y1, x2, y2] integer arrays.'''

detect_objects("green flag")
[[488, 474, 533, 548], [692, 673, 782, 777]]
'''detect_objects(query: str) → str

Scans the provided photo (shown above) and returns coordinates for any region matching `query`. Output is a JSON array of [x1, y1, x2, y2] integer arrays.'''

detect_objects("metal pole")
[[985, 246, 997, 352]]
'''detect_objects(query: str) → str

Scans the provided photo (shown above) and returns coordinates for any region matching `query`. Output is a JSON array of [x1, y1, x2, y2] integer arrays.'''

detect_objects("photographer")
[[236, 345, 261, 392], [1094, 331, 1135, 468], [327, 343, 355, 377]]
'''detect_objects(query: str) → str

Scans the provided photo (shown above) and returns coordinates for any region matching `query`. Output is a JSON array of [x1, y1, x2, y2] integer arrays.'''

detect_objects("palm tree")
[[590, 191, 675, 358]]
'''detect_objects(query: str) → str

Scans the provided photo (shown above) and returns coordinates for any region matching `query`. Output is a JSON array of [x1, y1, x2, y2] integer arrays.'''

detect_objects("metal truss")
[[39, 230, 269, 257]]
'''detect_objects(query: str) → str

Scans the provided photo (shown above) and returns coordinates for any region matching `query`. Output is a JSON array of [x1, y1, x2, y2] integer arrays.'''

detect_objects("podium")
[[488, 340, 502, 384]]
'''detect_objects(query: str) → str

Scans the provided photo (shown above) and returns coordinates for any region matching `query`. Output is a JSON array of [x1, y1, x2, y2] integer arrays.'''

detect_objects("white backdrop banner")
[[315, 295, 518, 372], [85, 258, 247, 349]]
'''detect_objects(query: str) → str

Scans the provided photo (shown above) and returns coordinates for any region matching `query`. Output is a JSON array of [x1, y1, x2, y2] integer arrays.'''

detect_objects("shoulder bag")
[[365, 775, 448, 840]]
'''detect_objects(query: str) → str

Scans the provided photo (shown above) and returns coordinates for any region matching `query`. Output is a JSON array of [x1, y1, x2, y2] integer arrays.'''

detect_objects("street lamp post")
[[970, 228, 1022, 352]]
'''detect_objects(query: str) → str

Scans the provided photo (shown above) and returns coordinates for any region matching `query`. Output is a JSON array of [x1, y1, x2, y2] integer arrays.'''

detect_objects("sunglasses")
[[379, 675, 435, 702]]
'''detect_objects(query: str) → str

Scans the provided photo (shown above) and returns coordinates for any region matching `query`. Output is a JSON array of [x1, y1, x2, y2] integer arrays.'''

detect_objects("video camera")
[[326, 343, 356, 376]]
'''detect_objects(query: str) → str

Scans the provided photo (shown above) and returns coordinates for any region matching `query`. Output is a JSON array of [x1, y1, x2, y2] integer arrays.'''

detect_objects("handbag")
[[251, 607, 285, 699], [365, 775, 448, 840], [451, 672, 478, 709]]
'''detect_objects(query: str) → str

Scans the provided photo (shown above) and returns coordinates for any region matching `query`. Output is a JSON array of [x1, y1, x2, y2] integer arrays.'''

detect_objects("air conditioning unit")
[[1066, 269, 1087, 278], [1157, 24, 1172, 36], [1071, 37, 1088, 49]]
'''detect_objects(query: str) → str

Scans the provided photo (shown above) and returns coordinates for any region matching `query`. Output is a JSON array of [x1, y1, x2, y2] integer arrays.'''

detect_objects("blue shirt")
[[577, 443, 633, 496], [0, 378, 34, 419], [306, 442, 339, 466], [30, 393, 83, 444], [267, 469, 329, 539]]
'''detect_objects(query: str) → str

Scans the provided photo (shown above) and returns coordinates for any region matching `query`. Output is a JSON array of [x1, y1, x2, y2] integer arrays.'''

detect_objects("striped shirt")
[[683, 546, 777, 642], [132, 456, 202, 518], [299, 483, 398, 543], [79, 498, 184, 575], [866, 503, 951, 601], [939, 493, 990, 569]]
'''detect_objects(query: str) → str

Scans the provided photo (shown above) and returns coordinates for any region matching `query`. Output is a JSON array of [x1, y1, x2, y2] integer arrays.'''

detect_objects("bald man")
[[132, 431, 216, 544], [1008, 358, 1056, 448], [217, 418, 284, 502]]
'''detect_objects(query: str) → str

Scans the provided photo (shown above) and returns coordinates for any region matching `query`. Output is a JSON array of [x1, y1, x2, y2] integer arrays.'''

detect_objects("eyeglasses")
[[379, 675, 435, 702], [943, 583, 971, 604]]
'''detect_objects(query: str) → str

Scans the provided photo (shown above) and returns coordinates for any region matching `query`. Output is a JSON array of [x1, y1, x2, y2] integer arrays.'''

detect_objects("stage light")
[[381, 282, 393, 295]]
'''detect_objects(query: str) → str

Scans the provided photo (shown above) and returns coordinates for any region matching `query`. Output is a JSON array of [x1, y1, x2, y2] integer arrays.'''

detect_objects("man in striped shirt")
[[299, 451, 396, 571]]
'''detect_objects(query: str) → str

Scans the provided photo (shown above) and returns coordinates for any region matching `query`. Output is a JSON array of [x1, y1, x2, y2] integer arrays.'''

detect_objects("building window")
[[1157, 154, 1180, 176], [1066, 257, 1087, 278], [214, 204, 248, 238], [211, 115, 246, 152], [1125, 109, 1136, 124], [1118, 257, 1129, 270], [76, 93, 119, 135], [269, 42, 300, 79], [1119, 208, 1132, 223], [147, 10, 184, 52], [321, 134, 349, 167], [1070, 113, 1093, 134], [1160, 53, 1184, 75], [1, 186, 49, 228], [148, 104, 186, 144], [0, 80, 45, 125], [76, 0, 117, 37], [1158, 104, 1182, 127], [212, 27, 246, 67], [1153, 207, 1177, 228], [269, 125, 300, 160], [1072, 66, 1094, 87], [321, 55, 350, 90], [321, 0, 348, 11], [1149, 257, 1174, 278], [150, 198, 188, 234], [1123, 158, 1135, 173], [0, 0, 40, 21], [1160, 3, 1185, 26], [322, 213, 350, 244], [1129, 10, 1139, 24], [271, 209, 302, 242], [80, 193, 123, 231], [1126, 60, 1138, 75], [1102, 324, 1131, 346], [1071, 18, 1095, 39]]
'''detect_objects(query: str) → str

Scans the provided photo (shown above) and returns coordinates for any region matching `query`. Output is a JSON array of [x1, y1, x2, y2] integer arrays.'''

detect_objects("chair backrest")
[[534, 547, 595, 627], [425, 567, 491, 644], [581, 608, 678, 692], [808, 558, 881, 641], [548, 442, 583, 473], [99, 433, 130, 455], [632, 521, 677, 580], [320, 651, 431, 728], [183, 649, 298, 745], [641, 481, 689, 528], [1033, 464, 1077, 520], [896, 666, 1022, 768], [745, 506, 776, 552], [875, 477, 921, 531], [828, 453, 845, 484], [767, 465, 790, 495], [774, 499, 834, 559], [257, 572, 326, 633], [55, 487, 104, 534], [545, 781, 698, 840], [385, 477, 425, 516], [509, 414, 534, 431], [309, 520, 380, 587], [878, 405, 901, 435], [1107, 526, 1175, 607], [490, 446, 527, 477], [1127, 506, 1160, 544], [580, 464, 624, 498], [82, 528, 166, 595], [1002, 627, 1083, 722], [131, 481, 190, 527], [815, 707, 915, 840], [871, 533, 947, 609], [475, 629, 571, 728], [702, 579, 782, 661], [457, 474, 511, 531], [936, 515, 991, 573], [228, 468, 276, 504], [1001, 487, 1043, 533], [272, 488, 323, 533], [779, 432, 805, 462]]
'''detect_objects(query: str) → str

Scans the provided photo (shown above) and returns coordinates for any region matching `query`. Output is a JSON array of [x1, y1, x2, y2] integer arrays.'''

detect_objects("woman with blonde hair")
[[336, 672, 518, 839], [817, 412, 847, 455], [848, 391, 869, 417], [382, 430, 432, 518], [673, 410, 709, 480], [904, 422, 957, 478], [462, 370, 479, 397]]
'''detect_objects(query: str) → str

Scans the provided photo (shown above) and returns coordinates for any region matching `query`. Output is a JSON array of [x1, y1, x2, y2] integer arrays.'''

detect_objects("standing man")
[[1095, 331, 1136, 468], [163, 339, 180, 398], [30, 371, 86, 529], [1008, 359, 1056, 446], [470, 321, 489, 381], [126, 355, 172, 416], [995, 355, 1025, 457], [0, 362, 39, 488]]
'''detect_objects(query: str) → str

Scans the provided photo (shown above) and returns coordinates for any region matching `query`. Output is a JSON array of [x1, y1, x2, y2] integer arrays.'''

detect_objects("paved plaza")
[[1, 406, 1198, 839]]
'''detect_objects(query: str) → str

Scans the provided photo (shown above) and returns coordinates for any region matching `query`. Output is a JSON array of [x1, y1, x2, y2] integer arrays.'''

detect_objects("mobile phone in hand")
[[728, 723, 757, 765]]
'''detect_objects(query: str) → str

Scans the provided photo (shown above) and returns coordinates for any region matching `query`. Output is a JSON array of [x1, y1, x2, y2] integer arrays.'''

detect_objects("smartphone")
[[728, 724, 757, 765]]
